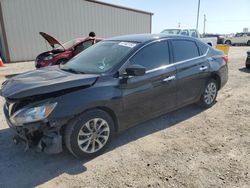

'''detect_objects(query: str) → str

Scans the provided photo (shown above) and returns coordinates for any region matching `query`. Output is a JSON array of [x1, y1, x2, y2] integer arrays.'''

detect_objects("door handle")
[[200, 66, 208, 71], [163, 75, 176, 82]]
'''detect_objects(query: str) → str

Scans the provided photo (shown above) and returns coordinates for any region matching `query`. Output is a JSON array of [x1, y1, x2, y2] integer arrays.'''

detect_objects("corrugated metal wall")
[[0, 0, 152, 62]]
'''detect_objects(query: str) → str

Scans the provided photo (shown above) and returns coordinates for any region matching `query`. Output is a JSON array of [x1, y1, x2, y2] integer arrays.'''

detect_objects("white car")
[[161, 29, 217, 47], [224, 33, 250, 46]]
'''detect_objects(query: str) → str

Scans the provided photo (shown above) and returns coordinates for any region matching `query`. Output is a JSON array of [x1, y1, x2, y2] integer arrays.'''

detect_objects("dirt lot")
[[0, 47, 249, 188]]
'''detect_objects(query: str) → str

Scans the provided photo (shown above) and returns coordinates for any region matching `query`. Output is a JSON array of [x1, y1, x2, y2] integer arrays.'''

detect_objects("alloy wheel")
[[77, 118, 110, 153], [204, 82, 217, 105]]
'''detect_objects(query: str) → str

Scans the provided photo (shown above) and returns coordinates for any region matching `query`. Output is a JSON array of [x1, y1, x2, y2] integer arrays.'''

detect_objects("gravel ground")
[[0, 47, 249, 188]]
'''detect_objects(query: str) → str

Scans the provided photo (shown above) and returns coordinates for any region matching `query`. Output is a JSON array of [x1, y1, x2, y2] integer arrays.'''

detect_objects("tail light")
[[222, 55, 228, 64]]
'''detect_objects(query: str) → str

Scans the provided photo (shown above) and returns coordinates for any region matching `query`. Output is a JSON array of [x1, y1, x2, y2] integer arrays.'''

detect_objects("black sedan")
[[1, 34, 228, 158]]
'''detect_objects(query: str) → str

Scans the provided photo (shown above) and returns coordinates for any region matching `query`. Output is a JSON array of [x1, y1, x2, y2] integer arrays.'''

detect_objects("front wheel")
[[198, 79, 218, 108], [64, 109, 115, 158], [225, 40, 231, 46], [247, 40, 250, 46]]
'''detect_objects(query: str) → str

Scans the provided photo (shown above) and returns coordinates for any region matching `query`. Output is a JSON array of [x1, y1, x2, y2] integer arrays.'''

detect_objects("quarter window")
[[172, 40, 199, 62], [130, 41, 170, 71], [197, 41, 209, 55]]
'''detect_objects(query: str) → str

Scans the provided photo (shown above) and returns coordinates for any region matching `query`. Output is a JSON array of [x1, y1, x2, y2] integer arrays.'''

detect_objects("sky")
[[100, 0, 250, 34]]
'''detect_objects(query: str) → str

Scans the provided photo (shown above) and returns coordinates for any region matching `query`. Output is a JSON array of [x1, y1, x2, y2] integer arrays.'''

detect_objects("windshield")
[[61, 41, 138, 74], [161, 29, 181, 35]]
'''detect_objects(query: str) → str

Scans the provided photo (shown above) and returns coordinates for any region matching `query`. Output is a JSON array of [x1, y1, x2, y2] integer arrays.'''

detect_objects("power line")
[[207, 20, 250, 23]]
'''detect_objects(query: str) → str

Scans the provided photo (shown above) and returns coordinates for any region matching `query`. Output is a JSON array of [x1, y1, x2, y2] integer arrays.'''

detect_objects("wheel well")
[[211, 74, 221, 90], [62, 106, 119, 135], [207, 42, 212, 46], [95, 107, 119, 133]]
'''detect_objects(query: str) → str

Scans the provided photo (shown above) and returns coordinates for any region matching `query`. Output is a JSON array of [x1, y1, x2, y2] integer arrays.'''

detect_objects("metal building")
[[0, 0, 153, 62]]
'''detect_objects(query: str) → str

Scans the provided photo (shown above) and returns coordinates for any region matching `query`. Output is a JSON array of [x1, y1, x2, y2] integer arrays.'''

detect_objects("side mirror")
[[125, 64, 146, 76]]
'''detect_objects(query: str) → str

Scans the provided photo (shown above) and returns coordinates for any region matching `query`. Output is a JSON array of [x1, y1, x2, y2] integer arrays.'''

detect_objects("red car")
[[35, 32, 103, 68]]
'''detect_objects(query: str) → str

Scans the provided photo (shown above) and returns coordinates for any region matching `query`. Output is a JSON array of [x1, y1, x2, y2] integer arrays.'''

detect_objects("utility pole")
[[203, 14, 207, 35], [196, 0, 201, 30]]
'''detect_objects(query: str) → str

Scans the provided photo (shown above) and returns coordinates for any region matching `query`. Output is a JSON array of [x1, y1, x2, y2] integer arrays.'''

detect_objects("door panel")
[[170, 39, 210, 106], [175, 57, 210, 105], [149, 65, 177, 115], [119, 75, 154, 126], [232, 34, 245, 44], [119, 65, 177, 127], [118, 40, 177, 128]]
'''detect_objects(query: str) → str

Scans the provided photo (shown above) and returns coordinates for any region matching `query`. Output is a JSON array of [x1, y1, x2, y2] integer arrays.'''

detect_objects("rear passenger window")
[[130, 41, 170, 71], [172, 40, 199, 62]]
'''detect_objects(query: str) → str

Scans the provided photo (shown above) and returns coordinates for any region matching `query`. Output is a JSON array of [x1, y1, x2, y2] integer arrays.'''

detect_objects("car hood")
[[1, 66, 99, 99], [40, 32, 65, 50]]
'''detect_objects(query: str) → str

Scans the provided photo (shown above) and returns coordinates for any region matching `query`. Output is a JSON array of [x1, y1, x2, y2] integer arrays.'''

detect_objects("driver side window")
[[130, 41, 170, 71]]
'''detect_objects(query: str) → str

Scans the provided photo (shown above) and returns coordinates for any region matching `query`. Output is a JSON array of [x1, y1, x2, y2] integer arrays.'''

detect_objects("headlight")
[[10, 102, 57, 125], [43, 55, 53, 60]]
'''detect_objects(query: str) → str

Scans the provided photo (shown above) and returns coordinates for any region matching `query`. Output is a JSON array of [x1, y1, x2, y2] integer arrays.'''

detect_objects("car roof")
[[106, 33, 197, 43]]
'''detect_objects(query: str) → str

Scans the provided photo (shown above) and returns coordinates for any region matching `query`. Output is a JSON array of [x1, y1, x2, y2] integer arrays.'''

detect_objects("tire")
[[57, 59, 68, 65], [225, 40, 231, 46], [64, 109, 115, 158], [246, 64, 250, 69], [198, 79, 218, 108], [247, 41, 250, 46]]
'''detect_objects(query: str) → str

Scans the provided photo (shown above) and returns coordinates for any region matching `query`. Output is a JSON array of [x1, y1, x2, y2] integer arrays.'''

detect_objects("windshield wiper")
[[61, 68, 85, 74]]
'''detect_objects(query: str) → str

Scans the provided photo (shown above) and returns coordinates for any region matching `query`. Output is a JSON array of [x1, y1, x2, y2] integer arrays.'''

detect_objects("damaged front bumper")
[[3, 103, 63, 154]]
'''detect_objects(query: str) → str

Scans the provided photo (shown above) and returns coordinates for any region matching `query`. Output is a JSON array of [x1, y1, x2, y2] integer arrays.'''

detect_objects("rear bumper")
[[3, 103, 63, 154], [246, 52, 250, 65], [219, 65, 228, 90]]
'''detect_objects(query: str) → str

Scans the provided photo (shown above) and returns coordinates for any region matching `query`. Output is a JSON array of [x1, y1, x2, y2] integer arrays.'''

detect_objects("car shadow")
[[0, 104, 205, 187], [239, 67, 250, 73]]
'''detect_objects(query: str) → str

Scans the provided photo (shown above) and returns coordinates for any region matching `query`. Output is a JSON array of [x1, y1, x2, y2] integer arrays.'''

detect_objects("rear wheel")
[[225, 40, 231, 45], [198, 79, 218, 108], [64, 109, 115, 158]]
